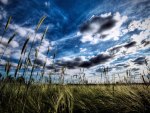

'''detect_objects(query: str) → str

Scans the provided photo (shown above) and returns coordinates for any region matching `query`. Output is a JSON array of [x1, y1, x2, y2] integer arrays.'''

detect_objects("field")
[[0, 16, 150, 113], [0, 84, 150, 113]]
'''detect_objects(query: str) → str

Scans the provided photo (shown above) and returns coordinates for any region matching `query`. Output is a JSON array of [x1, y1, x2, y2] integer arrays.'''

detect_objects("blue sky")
[[0, 0, 150, 83]]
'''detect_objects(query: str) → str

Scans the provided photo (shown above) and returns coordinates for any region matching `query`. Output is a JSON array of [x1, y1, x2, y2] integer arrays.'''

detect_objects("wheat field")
[[0, 16, 150, 113]]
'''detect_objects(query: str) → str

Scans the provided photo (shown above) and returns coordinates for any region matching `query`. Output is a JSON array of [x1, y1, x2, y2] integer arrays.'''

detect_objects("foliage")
[[0, 84, 150, 113]]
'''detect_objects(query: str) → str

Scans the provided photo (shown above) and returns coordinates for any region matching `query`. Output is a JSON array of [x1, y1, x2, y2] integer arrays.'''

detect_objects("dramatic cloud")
[[107, 41, 137, 56], [122, 18, 150, 48], [55, 53, 113, 69], [79, 61, 92, 68], [105, 17, 150, 62], [0, 0, 149, 82], [115, 63, 129, 68], [107, 45, 123, 55], [34, 58, 45, 66], [141, 39, 150, 47], [132, 57, 146, 65], [128, 18, 150, 32], [80, 15, 116, 33], [55, 57, 82, 69], [0, 0, 8, 5], [124, 41, 136, 48], [52, 16, 149, 77], [79, 12, 128, 44], [89, 54, 112, 65]]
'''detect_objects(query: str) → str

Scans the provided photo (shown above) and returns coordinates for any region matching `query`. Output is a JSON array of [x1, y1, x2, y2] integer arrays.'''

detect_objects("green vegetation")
[[0, 84, 150, 113]]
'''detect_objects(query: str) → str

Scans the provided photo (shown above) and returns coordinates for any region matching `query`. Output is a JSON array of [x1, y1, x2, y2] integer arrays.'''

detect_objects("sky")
[[0, 0, 150, 83]]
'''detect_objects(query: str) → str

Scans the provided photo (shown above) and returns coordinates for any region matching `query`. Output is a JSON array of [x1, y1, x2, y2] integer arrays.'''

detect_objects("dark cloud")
[[56, 60, 79, 69], [141, 39, 150, 46], [55, 53, 113, 68], [98, 17, 116, 32], [34, 59, 45, 66], [74, 57, 82, 62], [132, 57, 146, 65], [46, 65, 60, 72], [80, 22, 90, 33], [89, 54, 112, 65], [108, 45, 123, 55], [78, 53, 112, 68], [34, 59, 61, 71], [33, 53, 112, 69], [79, 15, 116, 34], [113, 63, 129, 70], [46, 65, 55, 69], [32, 55, 146, 71], [124, 41, 136, 48], [116, 63, 129, 68], [79, 61, 92, 68]]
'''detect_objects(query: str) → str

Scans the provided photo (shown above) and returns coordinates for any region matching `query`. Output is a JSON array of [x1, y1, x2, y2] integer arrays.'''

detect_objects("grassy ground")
[[0, 84, 150, 113]]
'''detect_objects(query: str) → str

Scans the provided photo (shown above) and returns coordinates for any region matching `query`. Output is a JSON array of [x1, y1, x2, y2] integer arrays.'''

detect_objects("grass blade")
[[41, 26, 49, 42], [35, 16, 46, 32], [21, 37, 29, 54], [5, 16, 12, 31], [7, 32, 17, 44]]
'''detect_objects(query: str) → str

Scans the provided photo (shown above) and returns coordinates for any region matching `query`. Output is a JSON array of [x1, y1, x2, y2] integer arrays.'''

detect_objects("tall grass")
[[0, 84, 150, 113], [0, 17, 150, 113], [0, 16, 12, 44]]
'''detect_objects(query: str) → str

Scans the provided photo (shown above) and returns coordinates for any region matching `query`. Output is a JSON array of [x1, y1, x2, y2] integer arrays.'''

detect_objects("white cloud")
[[10, 24, 52, 52], [81, 35, 93, 43], [100, 12, 111, 18], [60, 55, 87, 62], [0, 0, 8, 5], [131, 30, 150, 44], [37, 52, 53, 66], [121, 18, 150, 46], [128, 18, 150, 32], [101, 12, 128, 40], [9, 24, 43, 42], [80, 12, 128, 44], [0, 46, 11, 55], [0, 7, 7, 20], [44, 1, 50, 7], [0, 23, 53, 64], [0, 37, 19, 48], [80, 48, 87, 52], [104, 17, 150, 63], [36, 38, 52, 56], [74, 17, 150, 81], [11, 50, 21, 60], [128, 18, 150, 50]]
